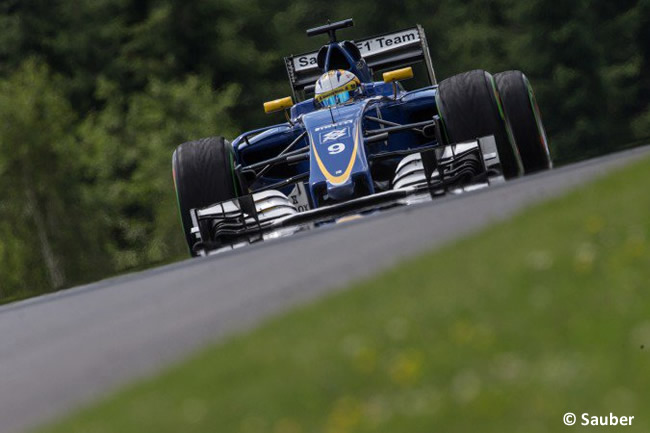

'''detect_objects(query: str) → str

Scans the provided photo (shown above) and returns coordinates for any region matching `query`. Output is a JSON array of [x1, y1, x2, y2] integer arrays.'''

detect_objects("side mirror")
[[383, 67, 414, 83], [264, 96, 294, 114]]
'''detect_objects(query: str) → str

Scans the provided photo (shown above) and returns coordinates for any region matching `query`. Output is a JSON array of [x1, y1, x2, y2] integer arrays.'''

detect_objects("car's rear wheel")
[[436, 69, 523, 179], [495, 70, 552, 173], [172, 136, 239, 255]]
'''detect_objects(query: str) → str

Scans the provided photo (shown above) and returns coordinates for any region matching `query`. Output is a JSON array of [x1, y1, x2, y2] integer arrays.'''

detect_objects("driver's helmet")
[[314, 69, 361, 107]]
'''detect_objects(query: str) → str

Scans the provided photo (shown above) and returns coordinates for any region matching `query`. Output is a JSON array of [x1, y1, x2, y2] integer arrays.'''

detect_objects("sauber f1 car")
[[172, 19, 552, 256]]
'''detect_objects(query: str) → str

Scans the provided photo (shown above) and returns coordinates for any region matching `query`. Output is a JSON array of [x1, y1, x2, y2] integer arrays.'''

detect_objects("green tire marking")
[[490, 74, 523, 175], [172, 156, 193, 255], [434, 89, 451, 144], [229, 148, 240, 196], [525, 77, 552, 166]]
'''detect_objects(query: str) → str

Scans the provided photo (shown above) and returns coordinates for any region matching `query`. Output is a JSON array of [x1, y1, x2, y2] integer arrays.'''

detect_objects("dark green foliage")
[[0, 0, 648, 300]]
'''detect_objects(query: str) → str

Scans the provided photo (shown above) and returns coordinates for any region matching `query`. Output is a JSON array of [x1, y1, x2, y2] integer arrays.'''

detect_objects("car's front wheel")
[[172, 136, 239, 255]]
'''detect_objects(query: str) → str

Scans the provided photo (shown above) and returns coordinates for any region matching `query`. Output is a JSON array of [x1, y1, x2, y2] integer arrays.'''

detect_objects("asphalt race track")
[[1, 146, 648, 432]]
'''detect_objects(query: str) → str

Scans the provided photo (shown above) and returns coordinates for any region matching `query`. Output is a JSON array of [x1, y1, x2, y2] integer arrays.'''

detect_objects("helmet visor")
[[321, 90, 351, 107]]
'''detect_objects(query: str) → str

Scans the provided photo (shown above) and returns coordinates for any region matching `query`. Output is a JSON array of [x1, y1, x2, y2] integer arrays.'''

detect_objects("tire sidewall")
[[172, 136, 238, 254]]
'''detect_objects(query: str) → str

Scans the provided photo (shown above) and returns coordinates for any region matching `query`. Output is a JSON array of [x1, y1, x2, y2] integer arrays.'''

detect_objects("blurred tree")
[[508, 0, 609, 162], [0, 59, 78, 297], [77, 76, 240, 270], [631, 0, 650, 140]]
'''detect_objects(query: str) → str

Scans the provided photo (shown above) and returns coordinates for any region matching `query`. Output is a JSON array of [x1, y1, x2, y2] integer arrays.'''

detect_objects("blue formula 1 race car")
[[172, 19, 552, 256]]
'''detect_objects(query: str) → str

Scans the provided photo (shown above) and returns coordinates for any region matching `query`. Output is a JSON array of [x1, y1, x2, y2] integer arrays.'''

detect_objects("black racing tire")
[[436, 69, 523, 179], [495, 70, 552, 173], [172, 136, 239, 255]]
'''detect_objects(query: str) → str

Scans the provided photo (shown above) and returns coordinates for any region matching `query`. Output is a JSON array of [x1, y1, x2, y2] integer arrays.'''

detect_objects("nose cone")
[[302, 102, 374, 207], [326, 179, 356, 201]]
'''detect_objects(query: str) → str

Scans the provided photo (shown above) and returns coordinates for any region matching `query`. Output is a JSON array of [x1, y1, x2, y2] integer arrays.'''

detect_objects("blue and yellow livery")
[[173, 18, 551, 255]]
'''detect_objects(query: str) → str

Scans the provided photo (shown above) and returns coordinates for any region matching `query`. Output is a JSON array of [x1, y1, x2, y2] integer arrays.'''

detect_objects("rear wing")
[[284, 25, 437, 102]]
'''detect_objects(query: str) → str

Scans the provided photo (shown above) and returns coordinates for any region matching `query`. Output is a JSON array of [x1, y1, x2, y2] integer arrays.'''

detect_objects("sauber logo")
[[292, 28, 421, 73], [321, 128, 349, 142]]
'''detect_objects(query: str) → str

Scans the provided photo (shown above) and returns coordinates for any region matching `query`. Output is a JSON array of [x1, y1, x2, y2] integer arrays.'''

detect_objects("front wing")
[[188, 136, 502, 256]]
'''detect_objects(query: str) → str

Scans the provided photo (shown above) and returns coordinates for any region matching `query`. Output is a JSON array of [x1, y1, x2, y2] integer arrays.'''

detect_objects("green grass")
[[35, 157, 650, 433]]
